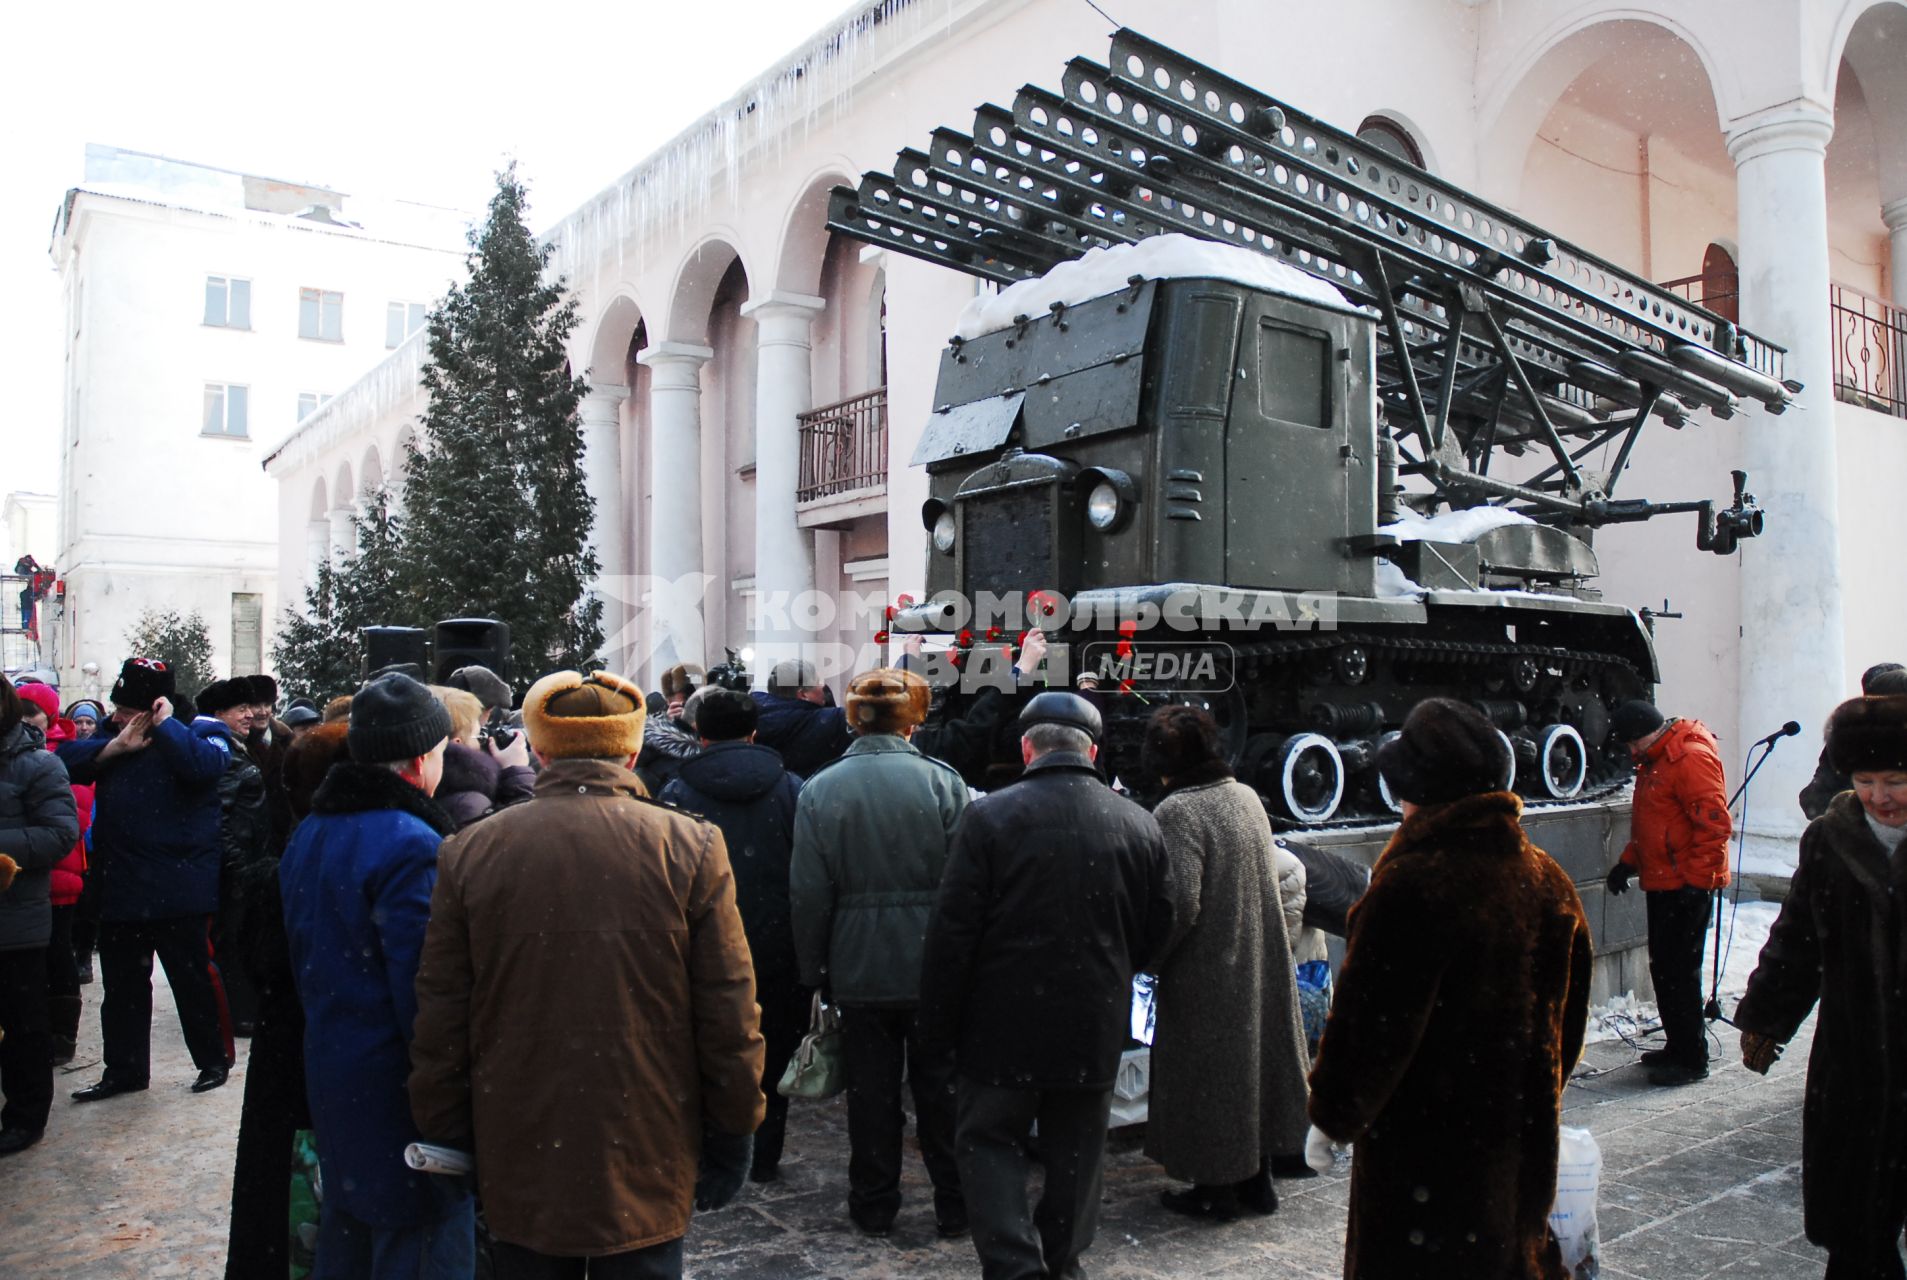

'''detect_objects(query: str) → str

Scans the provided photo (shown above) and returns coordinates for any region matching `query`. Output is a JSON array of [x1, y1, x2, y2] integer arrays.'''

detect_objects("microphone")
[[1752, 721, 1802, 748]]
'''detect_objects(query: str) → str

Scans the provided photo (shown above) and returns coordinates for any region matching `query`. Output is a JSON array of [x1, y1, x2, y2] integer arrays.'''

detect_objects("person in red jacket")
[[14, 684, 93, 1067], [1604, 700, 1732, 1085]]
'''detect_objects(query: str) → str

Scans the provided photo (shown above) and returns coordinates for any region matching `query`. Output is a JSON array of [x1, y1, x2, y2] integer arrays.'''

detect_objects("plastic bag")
[[777, 994, 846, 1100], [1549, 1125, 1602, 1279], [1109, 1048, 1151, 1127], [1130, 973, 1157, 1046]]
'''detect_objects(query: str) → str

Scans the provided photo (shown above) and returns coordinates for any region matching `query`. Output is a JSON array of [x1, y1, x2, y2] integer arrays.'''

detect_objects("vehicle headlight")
[[932, 509, 957, 554], [1086, 481, 1121, 532]]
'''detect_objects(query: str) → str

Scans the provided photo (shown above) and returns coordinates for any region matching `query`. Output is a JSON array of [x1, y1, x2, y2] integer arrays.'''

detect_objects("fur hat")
[[1610, 700, 1666, 744], [447, 665, 512, 712], [523, 670, 647, 760], [245, 674, 279, 708], [1827, 695, 1907, 776], [284, 721, 352, 821], [846, 668, 930, 736], [659, 663, 703, 701], [1376, 697, 1514, 807], [347, 673, 452, 764], [1866, 668, 1907, 697], [110, 657, 174, 710], [197, 678, 252, 716]]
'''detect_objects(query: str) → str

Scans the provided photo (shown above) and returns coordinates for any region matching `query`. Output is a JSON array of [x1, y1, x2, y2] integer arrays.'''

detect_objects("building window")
[[299, 288, 344, 342], [203, 383, 249, 438], [1356, 116, 1425, 169], [297, 391, 333, 421], [231, 593, 264, 676], [386, 301, 427, 348], [204, 275, 251, 329]]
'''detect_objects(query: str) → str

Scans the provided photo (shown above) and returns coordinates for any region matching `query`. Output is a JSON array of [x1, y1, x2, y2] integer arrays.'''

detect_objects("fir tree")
[[400, 165, 602, 691], [272, 489, 411, 702], [124, 608, 216, 700]]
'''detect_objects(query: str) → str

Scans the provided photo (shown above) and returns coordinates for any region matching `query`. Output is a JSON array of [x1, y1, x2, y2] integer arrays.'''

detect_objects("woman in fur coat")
[[1735, 693, 1907, 1278], [1143, 704, 1312, 1220], [1308, 697, 1592, 1280]]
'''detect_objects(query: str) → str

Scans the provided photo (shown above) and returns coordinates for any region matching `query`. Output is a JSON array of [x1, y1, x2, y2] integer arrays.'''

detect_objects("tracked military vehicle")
[[826, 30, 1787, 824]]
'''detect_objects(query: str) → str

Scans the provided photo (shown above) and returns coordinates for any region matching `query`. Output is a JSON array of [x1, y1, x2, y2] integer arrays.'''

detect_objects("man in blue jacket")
[[752, 659, 853, 778], [279, 672, 471, 1279], [60, 657, 231, 1100]]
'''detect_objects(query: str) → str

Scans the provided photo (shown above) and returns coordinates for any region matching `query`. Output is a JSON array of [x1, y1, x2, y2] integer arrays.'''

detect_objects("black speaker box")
[[433, 618, 511, 684]]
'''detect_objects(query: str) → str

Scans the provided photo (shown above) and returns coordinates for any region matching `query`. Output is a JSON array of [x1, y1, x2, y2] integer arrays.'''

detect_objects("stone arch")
[[332, 459, 355, 510], [1477, 13, 1730, 207], [1831, 3, 1907, 211], [772, 165, 859, 297], [1826, 0, 1907, 95], [1355, 111, 1439, 175], [660, 234, 753, 346], [307, 476, 329, 521], [582, 291, 645, 385], [359, 444, 384, 499]]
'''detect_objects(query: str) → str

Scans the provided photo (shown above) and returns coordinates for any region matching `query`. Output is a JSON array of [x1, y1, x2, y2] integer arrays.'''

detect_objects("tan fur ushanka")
[[1309, 791, 1592, 1280]]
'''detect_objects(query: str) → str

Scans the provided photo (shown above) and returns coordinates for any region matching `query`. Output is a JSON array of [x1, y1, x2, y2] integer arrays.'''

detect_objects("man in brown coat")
[[409, 670, 766, 1279]]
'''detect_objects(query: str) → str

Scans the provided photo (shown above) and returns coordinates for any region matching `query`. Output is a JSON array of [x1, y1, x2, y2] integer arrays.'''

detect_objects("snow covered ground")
[[1585, 898, 1781, 1046]]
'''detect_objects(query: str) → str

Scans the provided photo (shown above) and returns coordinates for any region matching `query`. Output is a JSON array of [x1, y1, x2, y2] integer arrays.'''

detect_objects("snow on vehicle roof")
[[1379, 504, 1535, 544], [952, 233, 1353, 340]]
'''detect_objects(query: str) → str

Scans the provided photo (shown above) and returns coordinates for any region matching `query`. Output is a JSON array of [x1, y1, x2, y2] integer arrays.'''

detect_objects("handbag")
[[777, 993, 846, 1100]]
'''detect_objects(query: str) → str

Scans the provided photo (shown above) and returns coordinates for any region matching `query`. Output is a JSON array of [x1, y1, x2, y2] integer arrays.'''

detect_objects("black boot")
[[1161, 1184, 1242, 1222], [1236, 1159, 1279, 1216]]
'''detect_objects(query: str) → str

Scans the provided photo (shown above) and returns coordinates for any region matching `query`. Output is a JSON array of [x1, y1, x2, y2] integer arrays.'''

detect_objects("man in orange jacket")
[[1605, 700, 1732, 1085]]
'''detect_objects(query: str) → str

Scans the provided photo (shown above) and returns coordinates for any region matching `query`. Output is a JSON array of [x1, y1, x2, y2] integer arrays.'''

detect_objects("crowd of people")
[[0, 645, 1904, 1278]]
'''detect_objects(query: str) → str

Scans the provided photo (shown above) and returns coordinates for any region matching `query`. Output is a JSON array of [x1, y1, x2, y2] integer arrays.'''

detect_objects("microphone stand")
[[1704, 732, 1791, 1024]]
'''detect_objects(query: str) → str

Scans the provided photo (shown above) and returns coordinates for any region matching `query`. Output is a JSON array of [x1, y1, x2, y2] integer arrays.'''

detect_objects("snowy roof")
[[953, 234, 1354, 340], [1371, 506, 1539, 599]]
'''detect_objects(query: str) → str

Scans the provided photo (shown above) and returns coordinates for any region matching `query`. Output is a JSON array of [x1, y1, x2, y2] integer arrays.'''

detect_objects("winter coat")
[[1146, 770, 1311, 1182], [194, 719, 270, 878], [60, 715, 226, 921], [434, 741, 535, 831], [1617, 717, 1732, 891], [1270, 837, 1307, 955], [1735, 791, 1907, 1259], [1797, 743, 1849, 821], [279, 763, 465, 1231], [750, 692, 853, 778], [410, 758, 765, 1256], [0, 723, 80, 950], [1309, 791, 1592, 1280], [41, 719, 92, 907], [912, 684, 1025, 790], [635, 715, 700, 795], [919, 750, 1171, 1090], [791, 734, 968, 1007], [1284, 838, 1371, 939], [660, 741, 805, 1020]]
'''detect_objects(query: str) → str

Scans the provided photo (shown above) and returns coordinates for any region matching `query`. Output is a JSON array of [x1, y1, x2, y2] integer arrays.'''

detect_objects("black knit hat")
[[1610, 700, 1666, 745], [245, 674, 279, 709], [110, 657, 175, 710], [1376, 698, 1513, 807], [1827, 695, 1907, 776], [197, 678, 252, 716], [347, 673, 452, 764]]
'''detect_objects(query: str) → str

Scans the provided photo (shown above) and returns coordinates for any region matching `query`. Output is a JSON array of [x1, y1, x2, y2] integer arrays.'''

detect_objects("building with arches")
[[47, 145, 467, 695], [263, 0, 1907, 863]]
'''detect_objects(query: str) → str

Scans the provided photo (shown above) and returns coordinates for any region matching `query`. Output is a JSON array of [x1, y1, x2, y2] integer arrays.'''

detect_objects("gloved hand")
[[1740, 1030, 1782, 1075], [1605, 862, 1635, 896], [1304, 1124, 1344, 1175], [694, 1126, 754, 1212]]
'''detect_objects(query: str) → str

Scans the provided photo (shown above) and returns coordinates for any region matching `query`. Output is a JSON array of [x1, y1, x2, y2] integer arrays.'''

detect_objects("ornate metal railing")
[[1830, 284, 1905, 419], [797, 387, 887, 503]]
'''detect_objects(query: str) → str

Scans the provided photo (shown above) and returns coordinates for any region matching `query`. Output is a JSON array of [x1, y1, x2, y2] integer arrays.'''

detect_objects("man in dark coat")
[[59, 657, 232, 1099], [1799, 663, 1907, 819], [636, 663, 703, 794], [1738, 693, 1907, 1279], [195, 677, 271, 1041], [1308, 697, 1592, 1280], [792, 667, 968, 1237], [279, 674, 473, 1279], [920, 691, 1173, 1280], [661, 687, 807, 1182], [751, 658, 852, 778]]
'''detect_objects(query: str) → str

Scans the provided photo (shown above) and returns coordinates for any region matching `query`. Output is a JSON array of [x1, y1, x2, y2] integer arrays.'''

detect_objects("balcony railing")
[[797, 387, 887, 504], [1658, 274, 1907, 420], [1830, 284, 1906, 420]]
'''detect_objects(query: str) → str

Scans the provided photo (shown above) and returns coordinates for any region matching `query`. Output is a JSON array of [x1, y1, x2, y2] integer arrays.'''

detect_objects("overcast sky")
[[1, 0, 856, 497]]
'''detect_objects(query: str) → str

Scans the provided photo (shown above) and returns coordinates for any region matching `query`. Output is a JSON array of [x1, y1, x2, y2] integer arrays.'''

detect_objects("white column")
[[1726, 105, 1847, 861], [578, 383, 628, 668], [305, 520, 330, 591], [327, 503, 358, 563], [739, 291, 824, 663], [635, 342, 713, 671], [1884, 197, 1907, 310]]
